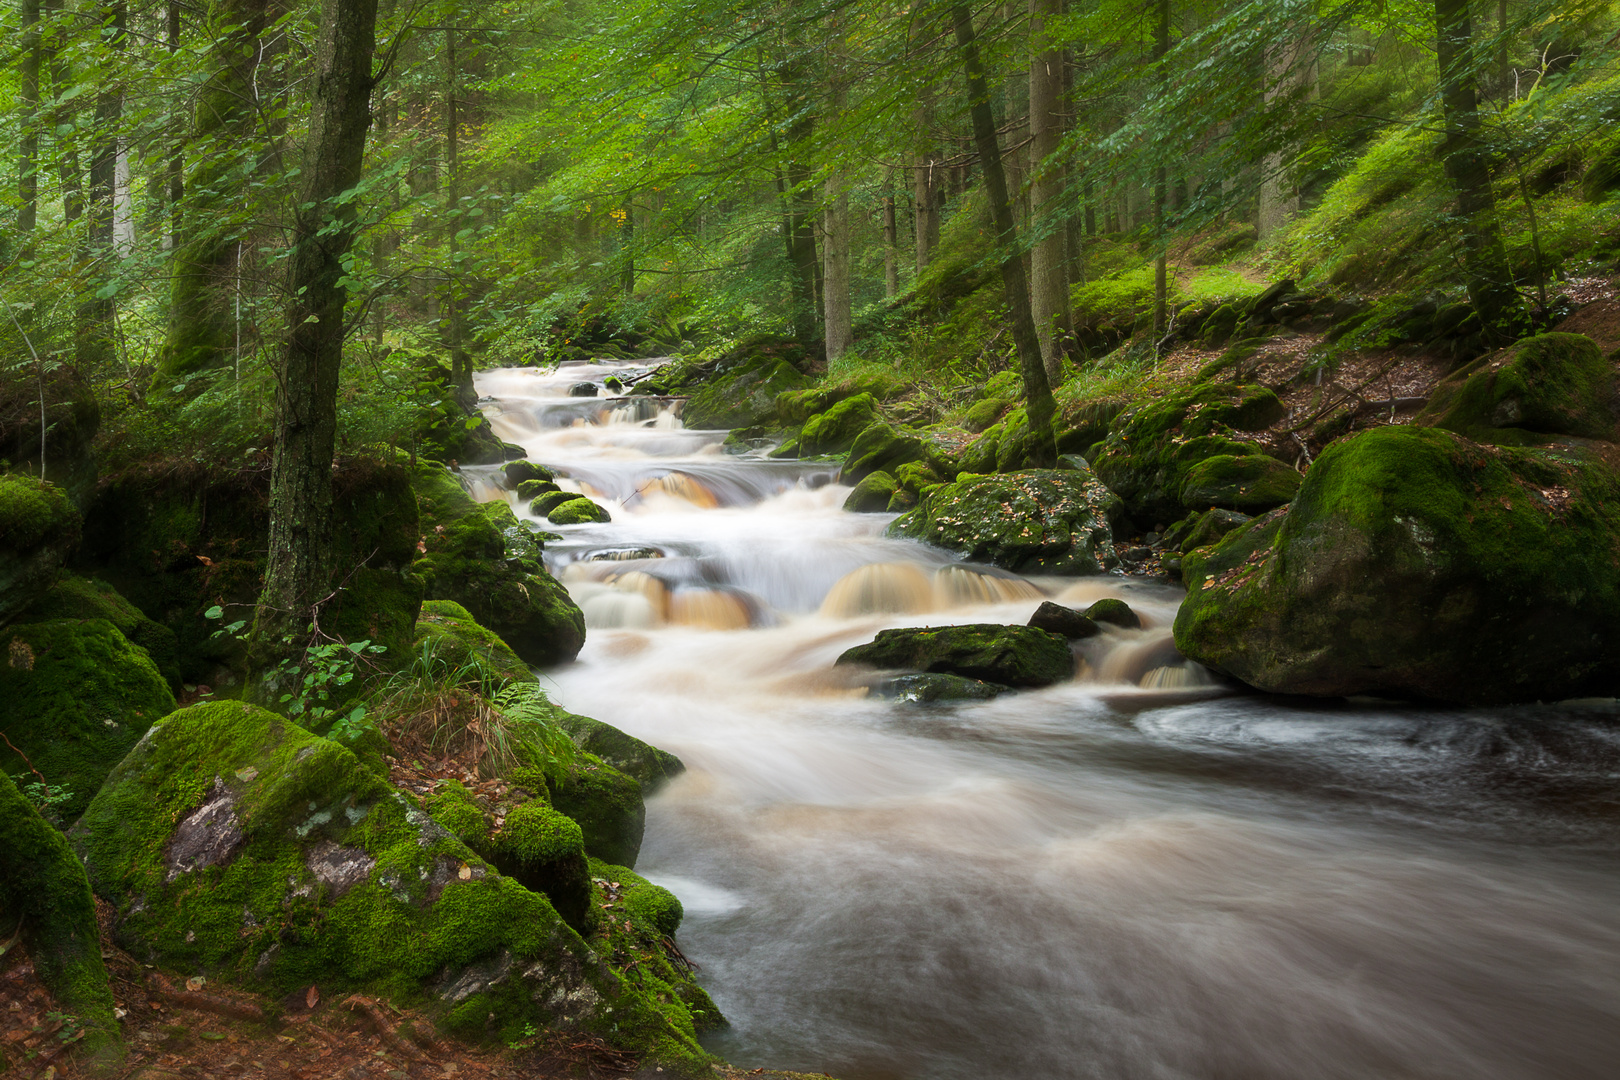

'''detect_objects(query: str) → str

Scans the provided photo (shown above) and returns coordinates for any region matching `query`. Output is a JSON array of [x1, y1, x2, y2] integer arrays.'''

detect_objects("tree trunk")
[[823, 174, 853, 361], [165, 0, 181, 253], [18, 0, 40, 241], [1258, 32, 1315, 241], [912, 91, 941, 276], [1152, 0, 1169, 342], [81, 0, 124, 371], [882, 167, 899, 298], [45, 0, 83, 232], [1435, 0, 1520, 333], [1029, 0, 1069, 387], [784, 108, 820, 351], [951, 3, 1056, 467], [620, 199, 634, 297], [445, 27, 473, 406], [158, 0, 271, 386], [253, 0, 377, 664]]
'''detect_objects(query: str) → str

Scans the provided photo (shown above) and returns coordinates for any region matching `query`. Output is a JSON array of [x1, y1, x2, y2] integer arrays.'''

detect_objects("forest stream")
[[456, 360, 1620, 1080]]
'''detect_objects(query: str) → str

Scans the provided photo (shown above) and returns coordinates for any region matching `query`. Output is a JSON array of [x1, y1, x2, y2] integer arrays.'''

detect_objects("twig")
[[147, 975, 267, 1023], [0, 731, 50, 794], [343, 994, 423, 1061]]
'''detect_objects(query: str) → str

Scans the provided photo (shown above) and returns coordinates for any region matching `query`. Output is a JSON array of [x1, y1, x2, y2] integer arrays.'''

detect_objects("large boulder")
[[889, 467, 1122, 575], [412, 464, 585, 667], [1418, 332, 1618, 443], [1177, 453, 1301, 514], [836, 624, 1074, 688], [1174, 425, 1620, 704], [800, 393, 881, 455], [0, 618, 176, 820], [842, 422, 927, 484], [682, 352, 810, 430], [1089, 382, 1287, 523], [77, 459, 423, 686], [551, 711, 684, 794], [0, 474, 81, 627], [0, 772, 121, 1067], [19, 574, 182, 688], [73, 702, 712, 1067]]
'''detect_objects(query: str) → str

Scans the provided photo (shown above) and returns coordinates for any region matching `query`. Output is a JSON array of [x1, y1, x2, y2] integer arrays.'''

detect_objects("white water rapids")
[[471, 361, 1620, 1080]]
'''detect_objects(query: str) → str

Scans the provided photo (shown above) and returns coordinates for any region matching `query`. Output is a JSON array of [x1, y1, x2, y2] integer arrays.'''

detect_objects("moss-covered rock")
[[682, 354, 810, 430], [551, 712, 684, 794], [516, 478, 560, 500], [0, 474, 81, 628], [0, 772, 121, 1067], [412, 464, 585, 668], [0, 618, 175, 820], [411, 358, 512, 466], [17, 574, 181, 689], [836, 624, 1074, 687], [877, 672, 1003, 702], [490, 801, 593, 934], [76, 460, 422, 685], [1174, 426, 1620, 704], [1418, 333, 1619, 442], [1090, 382, 1286, 523], [73, 702, 710, 1067], [1027, 601, 1100, 639], [504, 460, 556, 486], [547, 753, 646, 869], [843, 422, 927, 485], [587, 861, 723, 1035], [889, 467, 1122, 575], [529, 489, 579, 516], [800, 394, 880, 455], [548, 497, 612, 525], [1166, 507, 1253, 553], [844, 470, 898, 513], [1178, 453, 1302, 514], [413, 600, 531, 686]]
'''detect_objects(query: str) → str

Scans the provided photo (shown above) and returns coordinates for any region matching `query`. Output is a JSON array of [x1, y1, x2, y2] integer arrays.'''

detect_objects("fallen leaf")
[[306, 985, 320, 1009], [457, 863, 472, 881], [186, 976, 206, 992]]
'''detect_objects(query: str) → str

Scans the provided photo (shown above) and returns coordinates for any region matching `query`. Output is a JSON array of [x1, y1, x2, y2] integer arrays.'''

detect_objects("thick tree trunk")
[[823, 174, 853, 361], [1029, 0, 1069, 387], [80, 1, 124, 371], [254, 0, 377, 662], [951, 3, 1056, 467], [158, 0, 271, 385], [45, 0, 83, 231], [1435, 0, 1519, 333], [784, 123, 821, 350], [18, 0, 40, 240]]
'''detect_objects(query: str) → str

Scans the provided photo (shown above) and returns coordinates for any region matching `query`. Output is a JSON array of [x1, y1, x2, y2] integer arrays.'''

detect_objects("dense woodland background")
[[4, 0, 1618, 474]]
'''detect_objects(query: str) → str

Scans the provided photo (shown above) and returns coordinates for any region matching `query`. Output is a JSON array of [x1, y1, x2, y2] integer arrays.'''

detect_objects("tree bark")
[[158, 0, 272, 386], [165, 0, 182, 252], [1152, 0, 1169, 342], [912, 90, 941, 275], [951, 3, 1055, 467], [782, 76, 821, 352], [882, 167, 900, 298], [445, 26, 473, 406], [254, 0, 377, 663], [81, 0, 125, 371], [18, 0, 41, 241], [1435, 0, 1520, 333], [1029, 0, 1069, 387], [823, 175, 853, 361]]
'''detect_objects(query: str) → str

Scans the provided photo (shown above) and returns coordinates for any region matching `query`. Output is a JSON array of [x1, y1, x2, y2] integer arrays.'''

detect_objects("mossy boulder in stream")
[[837, 624, 1074, 688], [0, 474, 81, 627], [547, 754, 646, 869], [801, 393, 880, 455], [1174, 426, 1620, 704], [889, 467, 1122, 575], [548, 496, 612, 525], [1418, 332, 1619, 443], [1089, 382, 1286, 523], [844, 470, 898, 513], [680, 348, 811, 430], [412, 463, 585, 667], [0, 618, 175, 820], [551, 711, 684, 793], [73, 701, 713, 1068]]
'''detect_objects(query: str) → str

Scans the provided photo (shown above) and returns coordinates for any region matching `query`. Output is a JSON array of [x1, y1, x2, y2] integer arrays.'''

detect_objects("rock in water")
[[888, 467, 1122, 575], [836, 624, 1074, 688], [1027, 601, 1101, 639], [1083, 597, 1141, 630], [1174, 425, 1620, 704], [0, 475, 81, 627], [548, 496, 612, 525], [878, 672, 1003, 702], [413, 600, 532, 687], [569, 381, 599, 397]]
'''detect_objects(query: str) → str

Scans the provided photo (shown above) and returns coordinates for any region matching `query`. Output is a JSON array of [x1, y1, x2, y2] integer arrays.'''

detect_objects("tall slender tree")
[[1028, 0, 1069, 385]]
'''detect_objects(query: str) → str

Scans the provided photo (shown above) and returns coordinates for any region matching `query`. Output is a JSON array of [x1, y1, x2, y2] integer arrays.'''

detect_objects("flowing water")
[[472, 361, 1620, 1080]]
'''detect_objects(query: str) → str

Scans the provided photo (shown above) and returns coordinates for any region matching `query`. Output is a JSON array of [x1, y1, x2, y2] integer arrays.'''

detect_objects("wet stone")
[[1027, 601, 1101, 640], [879, 673, 1003, 703], [568, 382, 598, 397], [164, 778, 245, 881]]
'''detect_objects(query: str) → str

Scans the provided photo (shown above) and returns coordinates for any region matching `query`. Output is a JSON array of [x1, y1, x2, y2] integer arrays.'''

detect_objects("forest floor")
[[1, 931, 824, 1080]]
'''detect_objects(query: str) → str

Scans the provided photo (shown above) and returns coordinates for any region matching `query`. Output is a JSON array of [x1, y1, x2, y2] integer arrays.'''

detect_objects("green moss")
[[516, 478, 560, 500], [546, 753, 645, 869], [843, 470, 898, 513], [412, 463, 585, 667], [1174, 426, 1620, 703], [843, 422, 926, 484], [1082, 598, 1140, 630], [836, 623, 1074, 688], [413, 600, 532, 687], [0, 772, 121, 1067], [0, 474, 81, 626], [1178, 454, 1302, 514], [889, 468, 1121, 575], [17, 574, 182, 688], [504, 460, 555, 485], [529, 489, 578, 516], [425, 780, 491, 847], [548, 497, 612, 525], [961, 397, 1012, 433], [1420, 333, 1616, 442], [0, 618, 175, 820], [496, 801, 585, 865], [550, 712, 684, 794], [800, 393, 881, 455]]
